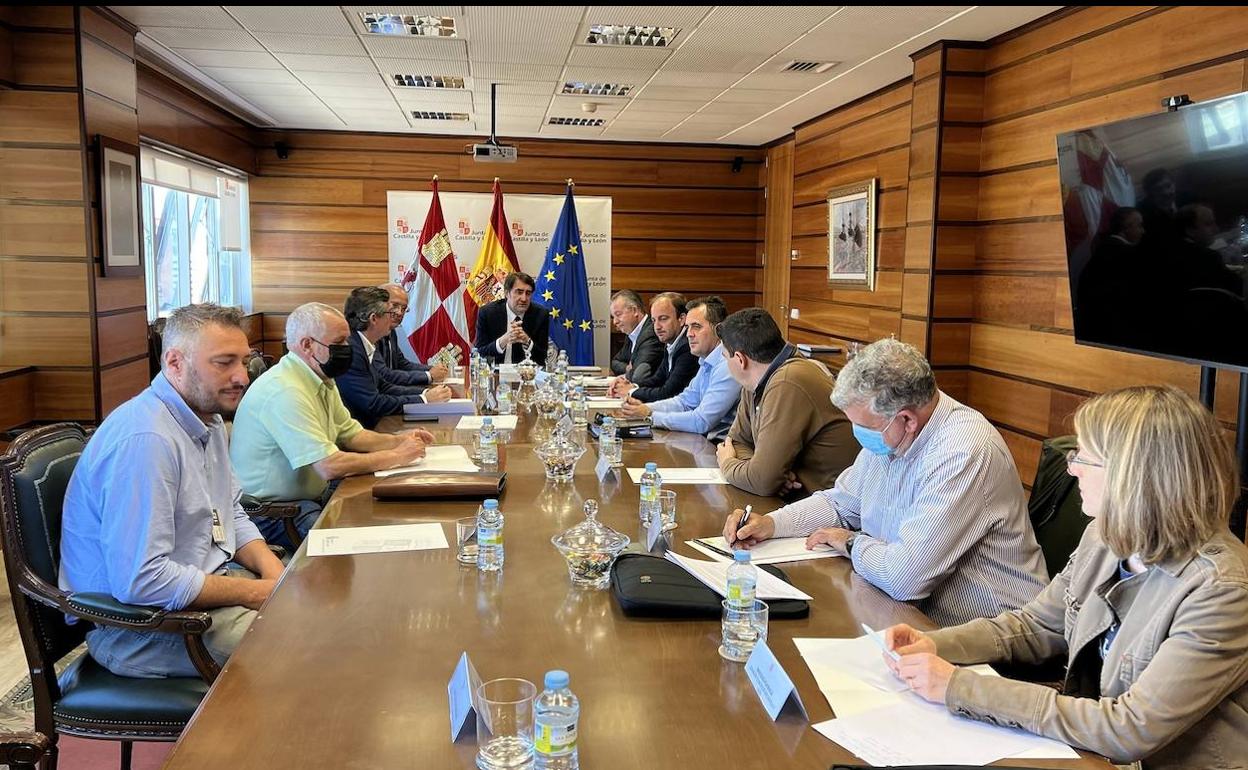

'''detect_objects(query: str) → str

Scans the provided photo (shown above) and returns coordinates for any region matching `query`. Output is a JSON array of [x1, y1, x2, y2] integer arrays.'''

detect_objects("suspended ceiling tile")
[[112, 6, 242, 30], [633, 85, 724, 101], [466, 40, 570, 66], [467, 62, 560, 81], [581, 6, 712, 31], [463, 6, 584, 43], [647, 70, 739, 88], [624, 98, 705, 114], [227, 5, 357, 35], [173, 49, 285, 69], [200, 67, 301, 85], [143, 28, 266, 51], [252, 32, 368, 56], [561, 66, 656, 86], [568, 44, 671, 69], [714, 87, 798, 105], [277, 53, 381, 73], [363, 35, 468, 60], [733, 70, 840, 92]]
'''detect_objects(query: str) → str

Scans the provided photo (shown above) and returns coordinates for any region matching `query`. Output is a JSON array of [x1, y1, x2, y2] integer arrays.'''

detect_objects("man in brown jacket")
[[715, 308, 857, 498]]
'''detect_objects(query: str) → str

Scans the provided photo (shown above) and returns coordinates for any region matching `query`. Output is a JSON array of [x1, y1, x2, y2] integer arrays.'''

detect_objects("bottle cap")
[[482, 417, 493, 425], [734, 550, 751, 562], [544, 669, 569, 689], [645, 462, 657, 471], [483, 499, 498, 509]]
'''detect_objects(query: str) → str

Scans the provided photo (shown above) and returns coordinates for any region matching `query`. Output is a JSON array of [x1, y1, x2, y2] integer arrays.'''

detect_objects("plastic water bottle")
[[599, 415, 621, 466], [571, 385, 589, 426], [727, 550, 758, 609], [470, 348, 482, 383], [476, 499, 503, 571], [638, 462, 662, 526], [497, 386, 513, 415], [479, 417, 498, 466], [534, 670, 579, 770], [556, 349, 569, 380]]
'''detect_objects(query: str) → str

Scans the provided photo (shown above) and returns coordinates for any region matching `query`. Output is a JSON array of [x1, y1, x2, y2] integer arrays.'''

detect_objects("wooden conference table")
[[164, 410, 1108, 769]]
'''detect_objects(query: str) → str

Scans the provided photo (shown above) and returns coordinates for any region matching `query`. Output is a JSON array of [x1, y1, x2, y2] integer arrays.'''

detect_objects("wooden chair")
[[0, 731, 50, 770]]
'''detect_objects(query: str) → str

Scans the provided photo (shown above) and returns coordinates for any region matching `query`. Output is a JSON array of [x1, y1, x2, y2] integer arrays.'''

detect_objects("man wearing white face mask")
[[722, 338, 1048, 626]]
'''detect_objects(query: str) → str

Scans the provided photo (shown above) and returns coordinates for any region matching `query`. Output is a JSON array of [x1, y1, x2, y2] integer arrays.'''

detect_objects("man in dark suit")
[[608, 289, 664, 387], [475, 271, 551, 365], [610, 291, 697, 402], [377, 283, 450, 386], [336, 287, 452, 429]]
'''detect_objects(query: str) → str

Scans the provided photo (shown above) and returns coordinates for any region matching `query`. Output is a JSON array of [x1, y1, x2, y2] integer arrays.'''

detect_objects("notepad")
[[566, 397, 623, 410], [307, 522, 449, 556], [626, 467, 727, 485], [402, 398, 476, 416], [375, 445, 480, 477], [688, 536, 837, 564], [663, 551, 812, 601], [456, 415, 518, 431]]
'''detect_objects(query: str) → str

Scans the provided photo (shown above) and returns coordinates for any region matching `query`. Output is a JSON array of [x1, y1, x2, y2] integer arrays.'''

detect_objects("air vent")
[[411, 111, 470, 121], [392, 74, 466, 89], [548, 117, 605, 127], [360, 13, 456, 37], [780, 60, 838, 74], [585, 24, 678, 47], [562, 82, 633, 97]]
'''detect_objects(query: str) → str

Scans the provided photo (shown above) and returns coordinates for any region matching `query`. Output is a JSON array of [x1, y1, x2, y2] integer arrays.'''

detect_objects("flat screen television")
[[1058, 90, 1248, 371]]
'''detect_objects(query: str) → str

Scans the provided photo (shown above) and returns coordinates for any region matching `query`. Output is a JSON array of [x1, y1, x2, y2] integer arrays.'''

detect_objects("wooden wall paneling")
[[97, 310, 149, 366], [946, 48, 986, 73], [790, 270, 903, 310], [911, 78, 940, 127], [1000, 427, 1043, 488], [906, 176, 936, 224], [0, 260, 91, 313], [935, 177, 978, 221], [251, 232, 389, 262], [930, 274, 973, 319], [136, 68, 256, 174], [985, 7, 1152, 71], [99, 358, 149, 417], [80, 37, 136, 109], [901, 273, 931, 318], [932, 225, 977, 271], [762, 140, 794, 332], [967, 370, 1055, 437], [904, 225, 934, 269], [899, 317, 928, 350], [12, 31, 77, 88], [0, 91, 81, 144], [80, 7, 135, 57], [789, 229, 906, 272], [0, 149, 84, 201], [0, 25, 12, 84], [939, 126, 981, 174], [240, 313, 263, 347], [972, 275, 1067, 329], [927, 322, 970, 366], [617, 241, 760, 267], [975, 166, 1059, 221], [942, 76, 985, 123], [94, 274, 145, 313], [973, 221, 1066, 272], [6, 6, 75, 29], [792, 148, 910, 206], [0, 370, 35, 431], [794, 81, 912, 144], [0, 316, 93, 367], [0, 204, 87, 258], [83, 91, 139, 145], [793, 107, 913, 175], [912, 50, 942, 82], [33, 369, 95, 421]]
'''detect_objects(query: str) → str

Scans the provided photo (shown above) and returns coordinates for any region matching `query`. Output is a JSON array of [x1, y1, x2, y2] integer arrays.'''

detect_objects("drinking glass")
[[475, 678, 536, 770], [719, 599, 769, 662], [455, 517, 478, 565], [658, 490, 677, 531]]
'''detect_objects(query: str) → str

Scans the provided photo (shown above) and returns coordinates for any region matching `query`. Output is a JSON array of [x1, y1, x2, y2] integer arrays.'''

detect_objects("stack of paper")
[[567, 397, 623, 410], [456, 415, 518, 431], [795, 635, 1080, 765], [375, 445, 480, 477], [626, 467, 727, 485], [663, 551, 812, 601], [307, 522, 449, 556], [687, 536, 837, 564], [568, 365, 602, 374]]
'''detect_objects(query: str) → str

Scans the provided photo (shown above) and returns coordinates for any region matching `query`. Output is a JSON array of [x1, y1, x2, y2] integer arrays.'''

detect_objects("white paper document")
[[797, 639, 1079, 763], [375, 445, 480, 477], [456, 415, 519, 431], [567, 397, 623, 410], [626, 467, 728, 485], [663, 551, 813, 601], [579, 376, 615, 387], [688, 536, 837, 565], [308, 523, 449, 557], [568, 365, 601, 374], [439, 377, 465, 386]]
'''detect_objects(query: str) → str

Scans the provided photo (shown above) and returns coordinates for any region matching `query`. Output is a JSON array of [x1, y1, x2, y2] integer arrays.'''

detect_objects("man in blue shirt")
[[60, 304, 286, 678], [620, 295, 739, 439]]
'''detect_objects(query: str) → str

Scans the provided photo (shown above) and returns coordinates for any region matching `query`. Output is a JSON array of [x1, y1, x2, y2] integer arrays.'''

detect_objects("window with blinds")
[[140, 147, 251, 320]]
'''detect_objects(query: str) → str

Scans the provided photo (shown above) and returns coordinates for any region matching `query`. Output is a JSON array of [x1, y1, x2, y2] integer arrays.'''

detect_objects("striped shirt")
[[769, 392, 1048, 626]]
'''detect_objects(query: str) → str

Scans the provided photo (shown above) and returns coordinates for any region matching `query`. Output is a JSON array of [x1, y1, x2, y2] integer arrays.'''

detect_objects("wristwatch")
[[844, 532, 859, 556]]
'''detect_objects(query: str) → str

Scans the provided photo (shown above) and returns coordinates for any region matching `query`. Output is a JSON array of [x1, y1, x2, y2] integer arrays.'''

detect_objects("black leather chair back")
[[1028, 435, 1092, 577], [0, 424, 92, 669]]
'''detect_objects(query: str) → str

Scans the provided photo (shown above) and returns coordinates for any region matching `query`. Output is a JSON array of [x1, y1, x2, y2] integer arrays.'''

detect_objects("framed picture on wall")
[[96, 135, 143, 277], [826, 178, 877, 290]]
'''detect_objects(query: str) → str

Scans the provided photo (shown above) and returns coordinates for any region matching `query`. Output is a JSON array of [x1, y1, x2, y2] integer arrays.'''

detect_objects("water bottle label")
[[728, 582, 755, 608], [640, 483, 657, 502], [535, 720, 577, 755], [479, 527, 501, 546]]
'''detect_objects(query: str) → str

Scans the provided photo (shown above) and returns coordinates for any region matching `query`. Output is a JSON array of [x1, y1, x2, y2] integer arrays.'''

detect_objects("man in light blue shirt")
[[620, 295, 739, 439], [60, 304, 286, 678]]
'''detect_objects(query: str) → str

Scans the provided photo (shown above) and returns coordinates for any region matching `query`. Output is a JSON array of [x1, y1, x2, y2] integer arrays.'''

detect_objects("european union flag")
[[535, 184, 594, 365]]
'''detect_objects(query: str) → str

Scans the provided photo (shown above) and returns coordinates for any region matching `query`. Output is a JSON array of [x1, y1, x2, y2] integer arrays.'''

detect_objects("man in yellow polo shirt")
[[230, 302, 433, 547]]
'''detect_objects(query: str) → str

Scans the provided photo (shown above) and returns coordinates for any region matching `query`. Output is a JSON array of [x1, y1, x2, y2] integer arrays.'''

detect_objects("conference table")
[[164, 408, 1109, 769]]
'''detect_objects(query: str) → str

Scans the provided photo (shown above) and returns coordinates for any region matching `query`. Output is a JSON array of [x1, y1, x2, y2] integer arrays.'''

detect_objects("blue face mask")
[[852, 414, 898, 456]]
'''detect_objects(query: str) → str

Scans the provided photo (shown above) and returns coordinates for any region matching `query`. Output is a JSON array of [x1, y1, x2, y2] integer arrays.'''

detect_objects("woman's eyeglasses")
[[1064, 449, 1103, 469]]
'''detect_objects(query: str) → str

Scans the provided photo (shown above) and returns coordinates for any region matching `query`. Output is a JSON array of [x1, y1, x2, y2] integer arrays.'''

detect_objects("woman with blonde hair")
[[882, 385, 1248, 769]]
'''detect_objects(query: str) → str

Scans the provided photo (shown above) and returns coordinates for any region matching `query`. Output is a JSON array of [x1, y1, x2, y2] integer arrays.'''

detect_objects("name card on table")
[[595, 452, 612, 481], [448, 652, 483, 741], [745, 640, 807, 721], [556, 414, 575, 435], [645, 504, 664, 551]]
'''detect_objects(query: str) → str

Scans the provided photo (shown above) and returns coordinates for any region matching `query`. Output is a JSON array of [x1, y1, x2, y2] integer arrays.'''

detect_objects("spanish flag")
[[463, 179, 520, 339]]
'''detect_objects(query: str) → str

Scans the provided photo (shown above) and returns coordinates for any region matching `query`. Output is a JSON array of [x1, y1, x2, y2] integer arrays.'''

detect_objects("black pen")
[[731, 505, 752, 546]]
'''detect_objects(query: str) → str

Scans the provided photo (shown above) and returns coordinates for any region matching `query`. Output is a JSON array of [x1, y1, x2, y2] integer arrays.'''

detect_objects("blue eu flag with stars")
[[535, 184, 594, 365]]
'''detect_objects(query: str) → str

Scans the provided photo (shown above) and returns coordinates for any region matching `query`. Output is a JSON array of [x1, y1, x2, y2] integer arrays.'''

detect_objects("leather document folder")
[[372, 471, 506, 500]]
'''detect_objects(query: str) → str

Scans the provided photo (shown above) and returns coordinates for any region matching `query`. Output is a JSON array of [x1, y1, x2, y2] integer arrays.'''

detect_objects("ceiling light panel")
[[584, 24, 679, 47], [358, 13, 457, 37], [390, 74, 466, 89], [143, 28, 265, 51], [411, 110, 471, 120], [562, 82, 633, 97]]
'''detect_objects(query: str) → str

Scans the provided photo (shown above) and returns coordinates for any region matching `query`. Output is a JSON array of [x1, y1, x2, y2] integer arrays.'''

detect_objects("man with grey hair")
[[724, 338, 1047, 626], [608, 289, 664, 386], [377, 283, 449, 386], [60, 303, 287, 677], [230, 301, 434, 548]]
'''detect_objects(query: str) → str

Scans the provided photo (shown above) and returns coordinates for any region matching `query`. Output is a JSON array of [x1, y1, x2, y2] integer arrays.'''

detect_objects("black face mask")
[[314, 339, 353, 378]]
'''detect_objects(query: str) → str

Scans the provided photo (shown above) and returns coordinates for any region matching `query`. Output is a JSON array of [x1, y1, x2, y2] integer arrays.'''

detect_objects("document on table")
[[688, 536, 837, 564], [626, 467, 728, 485], [566, 397, 623, 409], [795, 636, 908, 693], [402, 398, 476, 416], [797, 638, 1079, 763], [439, 377, 465, 386], [579, 376, 615, 387], [456, 415, 518, 431], [308, 522, 449, 557], [374, 445, 480, 477], [568, 365, 601, 374], [663, 551, 812, 601]]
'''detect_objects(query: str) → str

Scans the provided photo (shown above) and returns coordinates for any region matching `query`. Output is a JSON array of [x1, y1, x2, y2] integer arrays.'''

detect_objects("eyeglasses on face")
[[1065, 449, 1103, 469]]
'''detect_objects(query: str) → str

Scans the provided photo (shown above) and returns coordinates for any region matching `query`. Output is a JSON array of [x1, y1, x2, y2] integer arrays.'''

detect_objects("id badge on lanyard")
[[210, 508, 228, 545]]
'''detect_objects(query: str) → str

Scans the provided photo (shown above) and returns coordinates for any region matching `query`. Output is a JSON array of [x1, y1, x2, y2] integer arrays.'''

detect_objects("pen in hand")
[[731, 505, 752, 546]]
